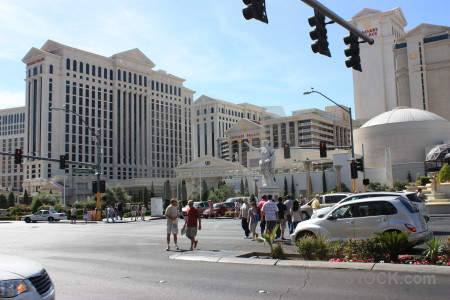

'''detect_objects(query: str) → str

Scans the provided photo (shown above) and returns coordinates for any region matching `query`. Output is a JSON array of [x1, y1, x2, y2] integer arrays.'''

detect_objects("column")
[[294, 121, 299, 147], [238, 139, 243, 164], [277, 124, 282, 148], [303, 159, 312, 200], [334, 165, 342, 192], [269, 125, 274, 145], [285, 122, 290, 146]]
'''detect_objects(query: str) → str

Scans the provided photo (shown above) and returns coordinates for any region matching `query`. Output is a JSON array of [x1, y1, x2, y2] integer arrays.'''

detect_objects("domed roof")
[[361, 107, 447, 128]]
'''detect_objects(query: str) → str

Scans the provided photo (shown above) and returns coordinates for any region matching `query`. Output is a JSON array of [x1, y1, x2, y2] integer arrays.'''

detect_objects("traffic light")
[[100, 180, 106, 193], [14, 149, 22, 164], [92, 181, 98, 194], [343, 32, 362, 71], [363, 178, 370, 186], [283, 143, 291, 159], [242, 0, 268, 24], [59, 154, 67, 169], [308, 9, 331, 57], [319, 142, 327, 158], [350, 162, 358, 179], [355, 158, 364, 172]]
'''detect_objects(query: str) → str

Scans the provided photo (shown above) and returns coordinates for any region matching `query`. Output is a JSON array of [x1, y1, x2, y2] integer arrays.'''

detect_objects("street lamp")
[[50, 104, 103, 220], [302, 88, 354, 159]]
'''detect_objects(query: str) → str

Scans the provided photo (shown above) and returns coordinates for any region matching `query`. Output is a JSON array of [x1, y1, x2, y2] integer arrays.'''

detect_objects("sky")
[[0, 0, 448, 116]]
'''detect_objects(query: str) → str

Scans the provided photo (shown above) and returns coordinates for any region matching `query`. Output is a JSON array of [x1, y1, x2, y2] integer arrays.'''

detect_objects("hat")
[[315, 194, 320, 197]]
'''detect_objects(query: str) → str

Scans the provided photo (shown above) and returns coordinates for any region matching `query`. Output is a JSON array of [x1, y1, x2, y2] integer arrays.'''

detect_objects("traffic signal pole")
[[300, 0, 374, 45]]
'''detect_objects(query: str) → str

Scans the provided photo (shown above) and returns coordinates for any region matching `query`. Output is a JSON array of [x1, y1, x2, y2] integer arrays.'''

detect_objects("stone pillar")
[[277, 124, 282, 148], [294, 121, 299, 147], [269, 125, 274, 145], [238, 139, 243, 164], [304, 159, 312, 200], [285, 122, 290, 146], [334, 165, 342, 192]]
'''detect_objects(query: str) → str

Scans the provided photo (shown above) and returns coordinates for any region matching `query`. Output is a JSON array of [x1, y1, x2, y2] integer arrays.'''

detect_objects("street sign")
[[73, 168, 94, 174]]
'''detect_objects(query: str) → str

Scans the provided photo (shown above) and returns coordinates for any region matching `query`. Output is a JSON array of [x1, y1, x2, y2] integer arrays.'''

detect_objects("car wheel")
[[24, 217, 31, 223], [296, 231, 315, 242], [32, 221, 37, 223], [204, 215, 209, 219], [302, 211, 310, 220], [384, 229, 401, 234], [48, 217, 54, 222]]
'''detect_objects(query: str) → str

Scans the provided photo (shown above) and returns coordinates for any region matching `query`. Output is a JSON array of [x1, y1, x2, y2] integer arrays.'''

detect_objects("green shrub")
[[374, 231, 412, 262], [393, 179, 408, 191], [420, 177, 431, 186], [296, 235, 331, 260], [272, 244, 285, 259], [31, 199, 43, 213], [422, 237, 445, 264], [344, 238, 385, 262], [439, 163, 450, 183]]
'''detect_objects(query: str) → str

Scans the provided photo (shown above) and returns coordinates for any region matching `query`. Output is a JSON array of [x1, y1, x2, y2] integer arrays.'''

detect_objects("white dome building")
[[353, 107, 450, 181]]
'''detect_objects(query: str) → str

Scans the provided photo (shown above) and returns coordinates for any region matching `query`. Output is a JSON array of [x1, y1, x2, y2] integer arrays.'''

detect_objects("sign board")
[[73, 168, 94, 174]]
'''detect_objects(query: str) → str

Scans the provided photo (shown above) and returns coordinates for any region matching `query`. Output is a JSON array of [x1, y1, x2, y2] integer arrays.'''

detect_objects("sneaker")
[[166, 246, 170, 251], [175, 245, 179, 250]]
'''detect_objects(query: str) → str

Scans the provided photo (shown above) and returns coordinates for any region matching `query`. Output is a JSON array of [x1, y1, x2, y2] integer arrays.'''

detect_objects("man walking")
[[261, 196, 279, 236], [165, 199, 179, 251], [257, 195, 268, 235], [284, 195, 293, 234], [184, 200, 202, 251], [239, 197, 251, 238]]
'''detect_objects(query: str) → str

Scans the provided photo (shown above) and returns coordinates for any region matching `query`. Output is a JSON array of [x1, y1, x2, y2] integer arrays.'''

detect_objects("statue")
[[245, 140, 276, 187]]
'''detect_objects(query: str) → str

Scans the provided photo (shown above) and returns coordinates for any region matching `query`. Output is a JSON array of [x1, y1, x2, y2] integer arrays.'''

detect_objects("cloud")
[[0, 90, 25, 109]]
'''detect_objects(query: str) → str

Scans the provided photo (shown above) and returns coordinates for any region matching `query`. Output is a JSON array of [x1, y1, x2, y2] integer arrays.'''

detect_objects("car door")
[[324, 204, 355, 240], [352, 202, 388, 238], [34, 211, 44, 221]]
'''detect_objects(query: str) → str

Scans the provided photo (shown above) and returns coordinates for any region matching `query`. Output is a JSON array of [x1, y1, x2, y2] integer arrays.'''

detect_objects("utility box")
[[151, 197, 163, 217]]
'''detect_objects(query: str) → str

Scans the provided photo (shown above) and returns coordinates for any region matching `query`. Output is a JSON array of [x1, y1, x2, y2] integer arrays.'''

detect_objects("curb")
[[170, 252, 450, 275]]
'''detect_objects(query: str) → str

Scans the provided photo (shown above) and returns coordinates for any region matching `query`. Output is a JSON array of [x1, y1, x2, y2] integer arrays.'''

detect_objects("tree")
[[181, 180, 187, 205], [8, 192, 15, 207], [0, 194, 7, 209], [439, 163, 450, 183], [284, 177, 288, 196], [23, 189, 31, 205], [33, 192, 60, 205], [407, 172, 412, 183], [201, 179, 208, 202], [143, 187, 149, 207], [150, 182, 155, 198], [244, 178, 249, 196], [163, 180, 172, 208], [255, 181, 258, 197], [240, 178, 244, 196], [177, 180, 182, 200], [31, 198, 43, 213], [208, 184, 236, 203], [188, 187, 200, 202], [291, 175, 295, 197], [322, 170, 327, 193]]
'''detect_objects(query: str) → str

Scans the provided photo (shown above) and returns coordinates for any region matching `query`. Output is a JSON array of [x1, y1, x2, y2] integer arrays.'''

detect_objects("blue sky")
[[0, 0, 448, 115]]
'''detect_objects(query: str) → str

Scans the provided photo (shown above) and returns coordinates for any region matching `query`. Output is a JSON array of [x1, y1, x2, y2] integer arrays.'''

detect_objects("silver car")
[[291, 196, 432, 243], [0, 254, 55, 299], [300, 193, 351, 220], [311, 191, 429, 221]]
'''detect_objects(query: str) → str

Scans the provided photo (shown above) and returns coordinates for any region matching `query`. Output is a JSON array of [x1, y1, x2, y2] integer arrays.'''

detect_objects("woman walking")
[[247, 202, 260, 240], [291, 200, 302, 232]]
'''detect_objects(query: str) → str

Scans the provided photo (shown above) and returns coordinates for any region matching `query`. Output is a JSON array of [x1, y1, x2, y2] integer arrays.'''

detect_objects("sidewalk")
[[169, 250, 450, 275]]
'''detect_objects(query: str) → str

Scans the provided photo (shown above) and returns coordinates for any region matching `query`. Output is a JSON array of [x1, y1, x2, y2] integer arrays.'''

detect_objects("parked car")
[[311, 191, 429, 221], [21, 209, 67, 223], [301, 193, 351, 220], [181, 201, 209, 216], [202, 202, 235, 218], [224, 197, 244, 204], [291, 196, 431, 243], [0, 254, 55, 299]]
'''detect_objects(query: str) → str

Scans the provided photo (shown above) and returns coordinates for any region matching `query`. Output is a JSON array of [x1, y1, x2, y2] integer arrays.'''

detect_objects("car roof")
[[336, 196, 402, 205]]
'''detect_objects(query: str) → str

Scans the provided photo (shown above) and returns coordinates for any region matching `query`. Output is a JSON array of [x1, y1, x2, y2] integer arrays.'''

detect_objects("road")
[[1, 217, 449, 300]]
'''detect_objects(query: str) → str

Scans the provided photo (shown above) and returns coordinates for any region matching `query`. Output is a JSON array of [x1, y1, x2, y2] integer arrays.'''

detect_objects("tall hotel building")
[[21, 40, 194, 198], [0, 107, 26, 192], [193, 95, 269, 159]]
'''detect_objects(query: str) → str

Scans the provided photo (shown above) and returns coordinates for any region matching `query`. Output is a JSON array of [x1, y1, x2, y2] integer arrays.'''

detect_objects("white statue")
[[245, 140, 276, 187], [233, 152, 239, 162]]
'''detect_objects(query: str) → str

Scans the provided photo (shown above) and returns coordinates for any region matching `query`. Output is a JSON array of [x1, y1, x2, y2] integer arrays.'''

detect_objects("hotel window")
[[86, 63, 90, 74], [109, 70, 113, 80], [66, 58, 70, 70], [92, 65, 96, 76], [144, 76, 147, 87], [73, 60, 77, 72], [123, 70, 126, 82], [80, 62, 84, 73], [128, 72, 131, 83], [49, 65, 53, 74], [98, 66, 101, 77], [118, 70, 121, 81]]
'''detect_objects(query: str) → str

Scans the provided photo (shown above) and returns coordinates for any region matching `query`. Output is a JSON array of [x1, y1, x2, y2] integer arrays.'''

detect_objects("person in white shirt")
[[239, 198, 251, 238], [261, 198, 279, 235], [284, 196, 293, 234], [165, 199, 179, 251]]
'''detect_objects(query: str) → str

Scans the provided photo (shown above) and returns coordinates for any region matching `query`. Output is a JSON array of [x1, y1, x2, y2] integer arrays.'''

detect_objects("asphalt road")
[[1, 216, 449, 300]]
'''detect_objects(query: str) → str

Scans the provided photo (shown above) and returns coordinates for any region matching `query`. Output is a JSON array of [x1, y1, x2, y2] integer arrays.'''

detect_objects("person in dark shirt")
[[276, 197, 287, 239]]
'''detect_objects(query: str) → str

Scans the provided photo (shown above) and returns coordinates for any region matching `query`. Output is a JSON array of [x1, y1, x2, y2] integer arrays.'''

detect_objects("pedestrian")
[[417, 188, 426, 201], [83, 206, 88, 224], [141, 204, 147, 221], [178, 201, 184, 219], [239, 197, 251, 238], [117, 202, 124, 220], [247, 201, 260, 239], [106, 205, 115, 223], [183, 200, 202, 251], [311, 194, 321, 212], [114, 203, 118, 220], [284, 195, 293, 234], [257, 195, 268, 236], [261, 196, 279, 236], [138, 204, 142, 221], [291, 200, 302, 232], [165, 199, 179, 251], [71, 205, 77, 224], [234, 200, 241, 219], [131, 205, 137, 221], [276, 197, 287, 239], [208, 200, 215, 219]]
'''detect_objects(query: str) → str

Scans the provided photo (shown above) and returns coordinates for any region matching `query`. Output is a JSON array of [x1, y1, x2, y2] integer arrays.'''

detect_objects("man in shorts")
[[184, 200, 202, 251], [261, 196, 279, 235], [165, 199, 179, 251]]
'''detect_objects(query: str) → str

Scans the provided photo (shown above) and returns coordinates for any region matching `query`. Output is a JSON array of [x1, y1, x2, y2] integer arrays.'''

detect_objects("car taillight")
[[405, 224, 417, 232]]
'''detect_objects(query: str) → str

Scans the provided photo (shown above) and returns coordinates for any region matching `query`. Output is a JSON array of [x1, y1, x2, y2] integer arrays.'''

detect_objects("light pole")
[[50, 104, 103, 220], [302, 88, 356, 191]]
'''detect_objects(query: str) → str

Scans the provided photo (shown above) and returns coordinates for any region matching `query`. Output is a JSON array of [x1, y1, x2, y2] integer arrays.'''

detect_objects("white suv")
[[0, 254, 55, 299], [21, 209, 67, 223], [311, 191, 429, 221], [291, 196, 432, 243]]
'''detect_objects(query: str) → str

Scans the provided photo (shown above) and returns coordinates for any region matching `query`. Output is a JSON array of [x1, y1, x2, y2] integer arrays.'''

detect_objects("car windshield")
[[405, 193, 422, 203], [214, 204, 222, 208]]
